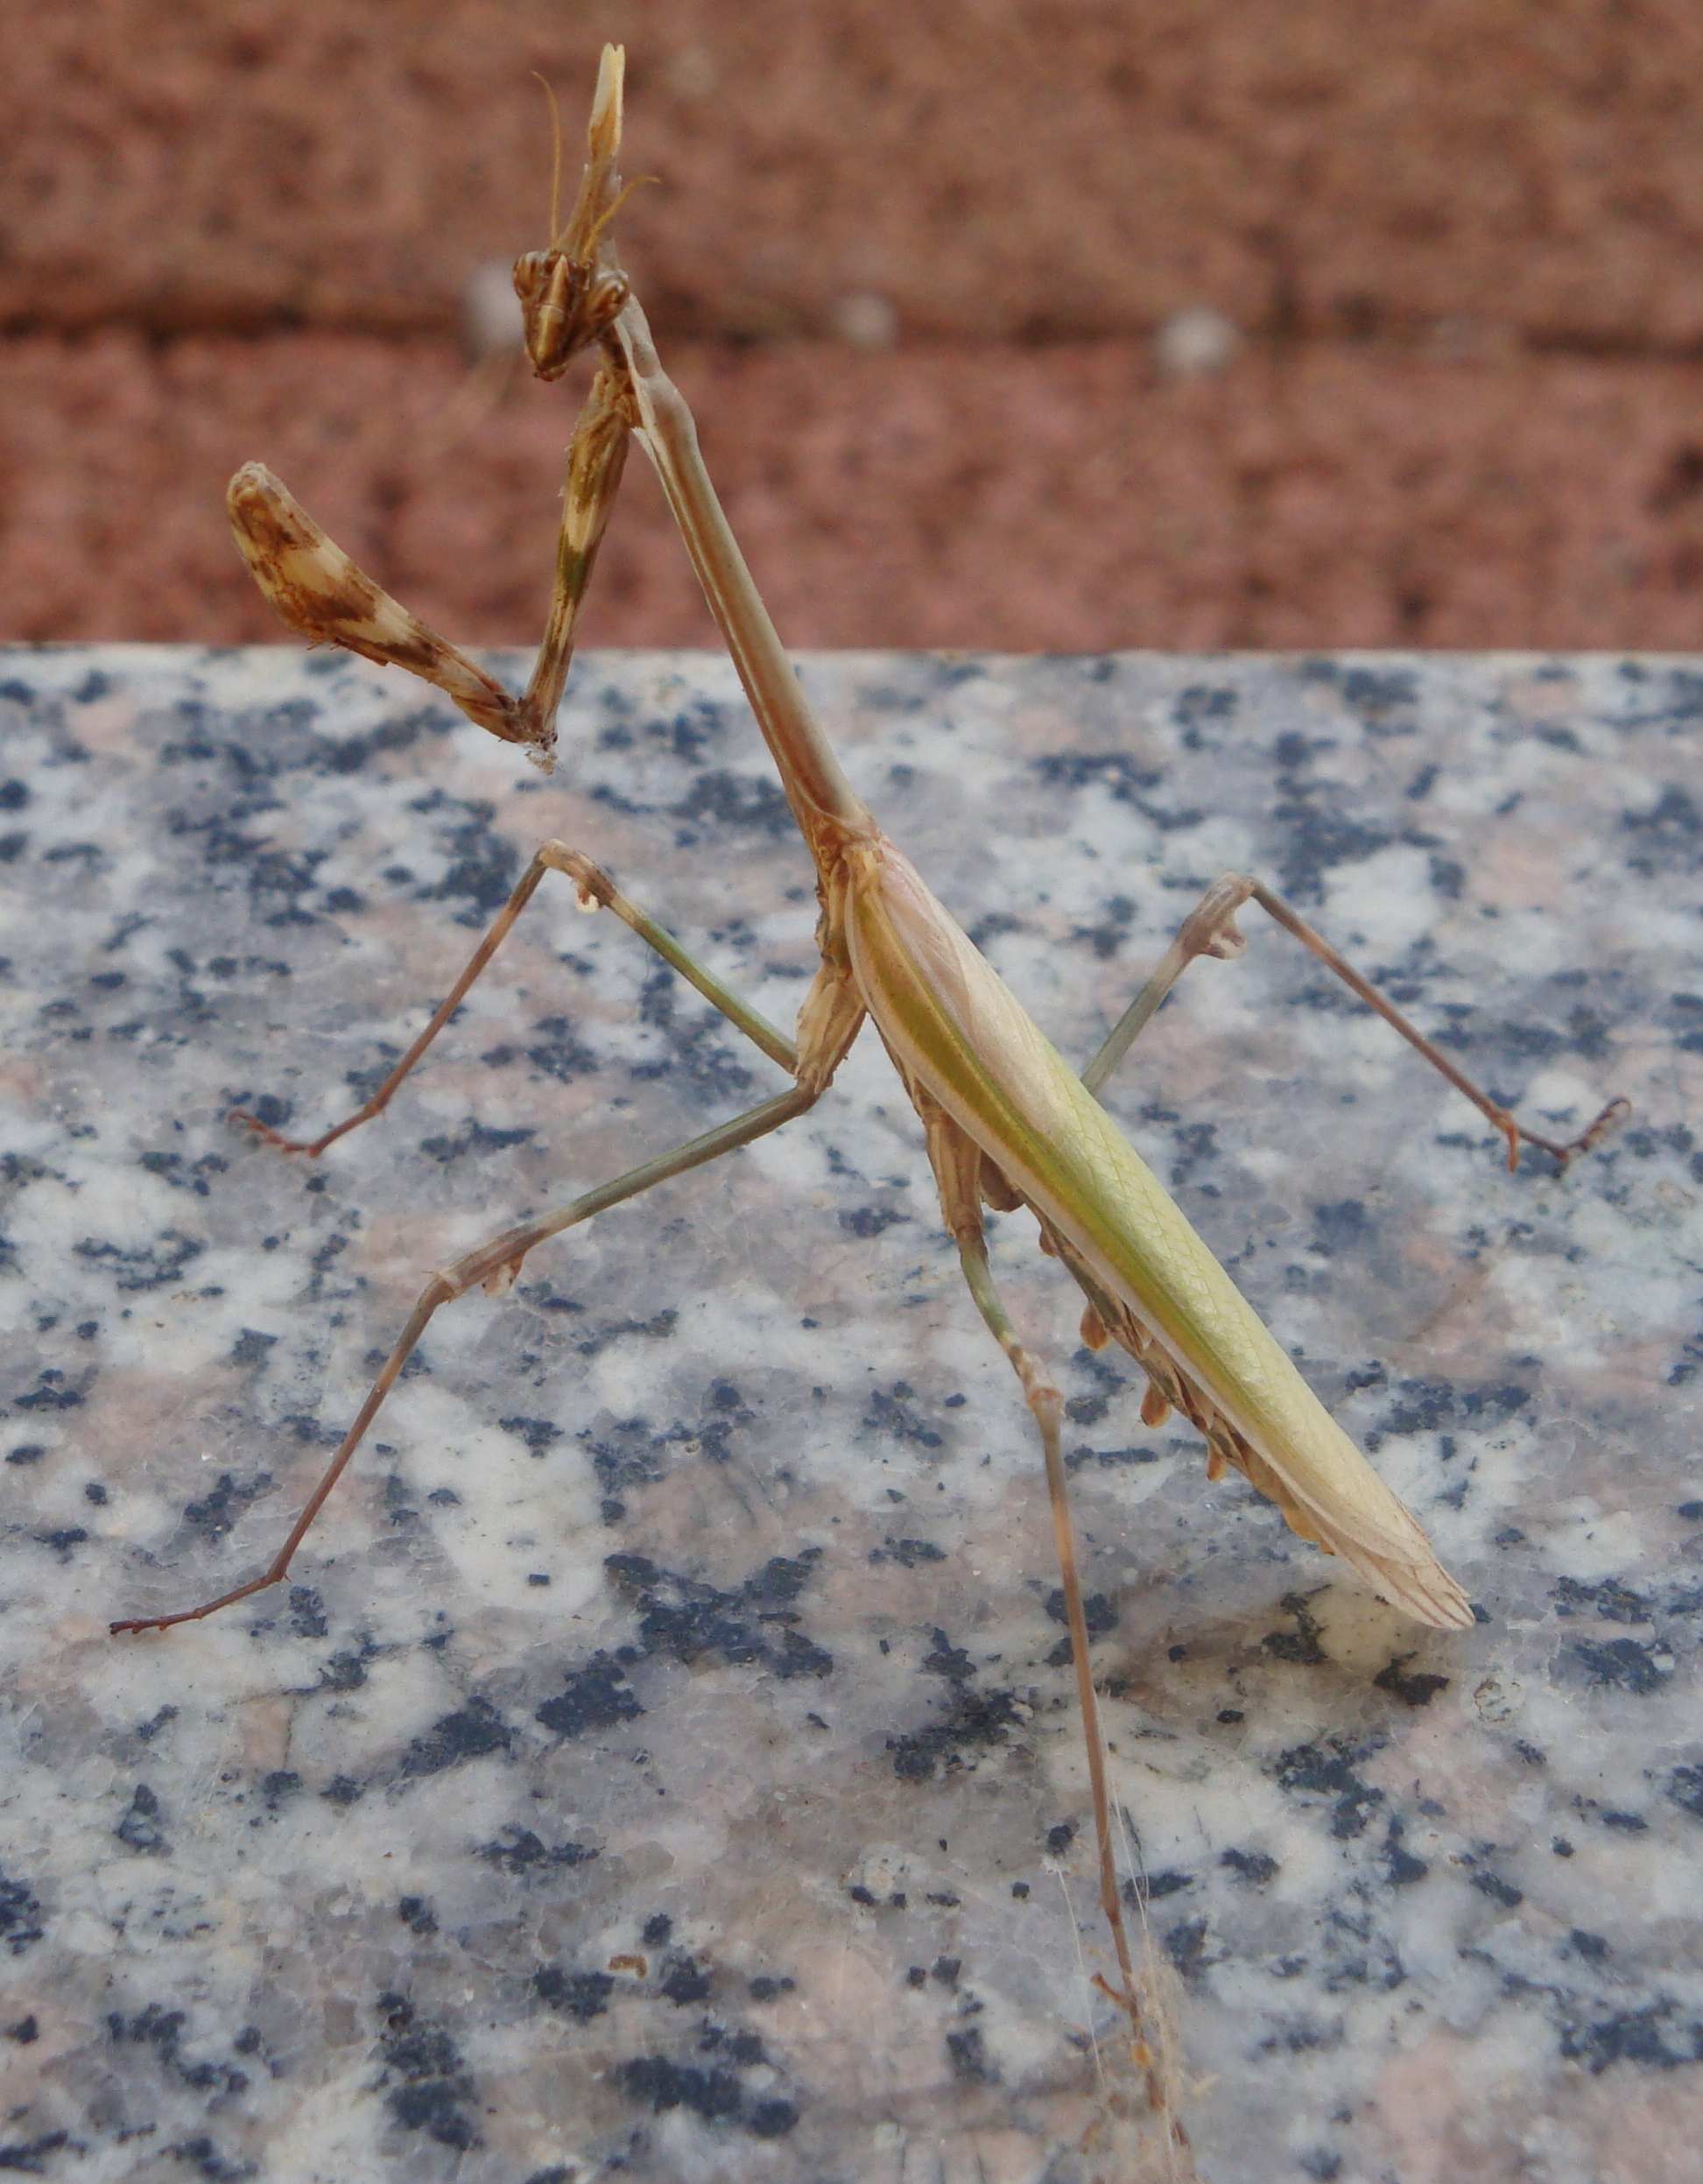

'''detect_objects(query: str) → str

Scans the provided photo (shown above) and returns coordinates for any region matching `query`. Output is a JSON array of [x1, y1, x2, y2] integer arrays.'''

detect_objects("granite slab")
[[0, 646, 1697, 2183]]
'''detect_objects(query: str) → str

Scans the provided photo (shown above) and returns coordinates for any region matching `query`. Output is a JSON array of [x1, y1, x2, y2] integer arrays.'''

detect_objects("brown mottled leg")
[[227, 359, 631, 766]]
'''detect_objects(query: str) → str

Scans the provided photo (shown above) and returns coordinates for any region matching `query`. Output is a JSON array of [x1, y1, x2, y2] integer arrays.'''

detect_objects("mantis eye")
[[512, 250, 552, 305], [588, 274, 630, 330]]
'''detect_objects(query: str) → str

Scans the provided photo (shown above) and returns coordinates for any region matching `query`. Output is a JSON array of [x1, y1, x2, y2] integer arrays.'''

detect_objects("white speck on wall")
[[1153, 305, 1242, 379], [830, 291, 898, 350]]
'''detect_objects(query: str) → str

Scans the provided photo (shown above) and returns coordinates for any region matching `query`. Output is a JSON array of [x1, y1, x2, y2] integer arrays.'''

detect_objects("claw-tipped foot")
[[1509, 1092, 1632, 1175], [229, 1105, 364, 1159], [110, 1566, 284, 1636], [230, 1108, 315, 1156], [110, 1610, 179, 1636], [1564, 1093, 1633, 1166]]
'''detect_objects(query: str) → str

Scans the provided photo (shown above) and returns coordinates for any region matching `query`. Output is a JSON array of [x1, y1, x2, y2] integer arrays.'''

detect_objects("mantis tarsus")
[[110, 45, 1626, 2132]]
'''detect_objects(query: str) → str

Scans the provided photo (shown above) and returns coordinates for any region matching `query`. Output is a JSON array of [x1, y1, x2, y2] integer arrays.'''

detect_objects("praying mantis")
[[110, 44, 1625, 2128]]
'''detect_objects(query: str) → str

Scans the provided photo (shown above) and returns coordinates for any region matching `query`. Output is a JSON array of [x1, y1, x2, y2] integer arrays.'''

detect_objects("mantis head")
[[511, 250, 630, 381], [514, 44, 644, 382]]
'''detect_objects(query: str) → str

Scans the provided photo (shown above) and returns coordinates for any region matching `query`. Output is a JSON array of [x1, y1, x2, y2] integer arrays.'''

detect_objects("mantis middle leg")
[[236, 843, 799, 1157], [1080, 873, 1627, 1169]]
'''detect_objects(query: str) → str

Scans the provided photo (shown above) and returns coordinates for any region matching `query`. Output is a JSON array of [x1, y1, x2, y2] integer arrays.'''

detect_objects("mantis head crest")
[[514, 46, 651, 381]]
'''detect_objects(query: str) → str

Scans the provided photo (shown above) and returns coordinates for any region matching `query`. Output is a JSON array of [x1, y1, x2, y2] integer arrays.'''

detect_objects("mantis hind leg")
[[112, 1081, 827, 1635], [1081, 873, 1627, 1173], [920, 1107, 1186, 2141], [113, 947, 865, 1634]]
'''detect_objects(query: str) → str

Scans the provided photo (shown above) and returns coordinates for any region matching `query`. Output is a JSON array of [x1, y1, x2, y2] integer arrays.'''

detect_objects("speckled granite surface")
[[0, 647, 1696, 2182]]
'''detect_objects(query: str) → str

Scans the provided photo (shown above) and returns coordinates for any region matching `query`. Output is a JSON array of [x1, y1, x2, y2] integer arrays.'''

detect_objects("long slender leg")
[[237, 843, 799, 1157], [227, 357, 631, 769], [1081, 873, 1627, 1172], [113, 1083, 827, 1636], [919, 1108, 1184, 2138]]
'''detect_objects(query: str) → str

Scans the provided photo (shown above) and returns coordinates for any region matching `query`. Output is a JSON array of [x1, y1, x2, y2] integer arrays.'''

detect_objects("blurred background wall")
[[5, 0, 1702, 652]]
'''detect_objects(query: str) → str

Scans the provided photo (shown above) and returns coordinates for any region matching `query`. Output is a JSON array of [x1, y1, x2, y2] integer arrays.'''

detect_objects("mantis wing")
[[844, 835, 1474, 1632]]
